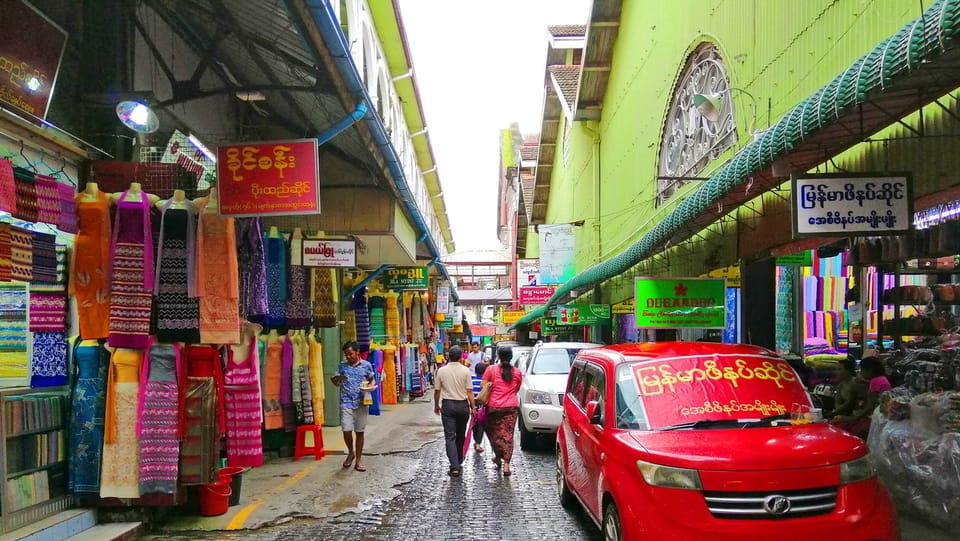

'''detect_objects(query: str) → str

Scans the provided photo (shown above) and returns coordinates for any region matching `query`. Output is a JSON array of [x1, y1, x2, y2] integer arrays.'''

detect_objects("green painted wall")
[[542, 0, 957, 298]]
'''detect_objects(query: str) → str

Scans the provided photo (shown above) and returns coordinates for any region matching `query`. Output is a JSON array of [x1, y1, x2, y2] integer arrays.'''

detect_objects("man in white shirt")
[[466, 342, 484, 371], [434, 346, 476, 477]]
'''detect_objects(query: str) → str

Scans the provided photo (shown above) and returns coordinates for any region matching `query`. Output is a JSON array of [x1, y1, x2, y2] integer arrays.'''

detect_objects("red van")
[[557, 342, 899, 541]]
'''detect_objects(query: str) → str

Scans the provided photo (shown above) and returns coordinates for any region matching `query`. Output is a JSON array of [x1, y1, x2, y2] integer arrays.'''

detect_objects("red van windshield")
[[614, 354, 813, 430]]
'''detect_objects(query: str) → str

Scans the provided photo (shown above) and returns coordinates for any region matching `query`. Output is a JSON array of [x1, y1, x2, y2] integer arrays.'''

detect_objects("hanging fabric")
[[381, 346, 398, 405], [264, 231, 287, 328], [224, 335, 264, 467], [71, 190, 111, 339], [107, 190, 154, 349], [0, 159, 16, 214], [101, 346, 143, 498], [137, 342, 181, 495], [353, 287, 371, 353], [69, 339, 108, 496], [236, 217, 269, 324], [9, 225, 32, 282], [12, 167, 38, 222], [280, 336, 296, 431], [312, 267, 338, 328], [307, 333, 325, 424], [57, 182, 77, 234], [180, 344, 223, 486], [293, 332, 313, 424], [34, 174, 61, 226], [285, 236, 312, 328], [154, 200, 200, 343], [262, 335, 284, 430], [195, 198, 240, 344], [29, 332, 67, 387], [369, 293, 386, 345], [368, 348, 382, 416]]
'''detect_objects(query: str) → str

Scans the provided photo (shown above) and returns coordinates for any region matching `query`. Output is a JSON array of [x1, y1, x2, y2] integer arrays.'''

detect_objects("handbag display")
[[477, 380, 493, 404]]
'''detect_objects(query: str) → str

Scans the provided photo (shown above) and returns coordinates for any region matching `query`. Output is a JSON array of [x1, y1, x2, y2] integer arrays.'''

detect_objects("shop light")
[[116, 100, 159, 134], [188, 134, 217, 163], [25, 77, 42, 93]]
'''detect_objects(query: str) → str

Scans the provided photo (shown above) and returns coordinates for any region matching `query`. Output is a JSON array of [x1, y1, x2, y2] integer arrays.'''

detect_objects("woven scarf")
[[12, 167, 38, 222], [34, 174, 61, 226], [0, 159, 15, 214]]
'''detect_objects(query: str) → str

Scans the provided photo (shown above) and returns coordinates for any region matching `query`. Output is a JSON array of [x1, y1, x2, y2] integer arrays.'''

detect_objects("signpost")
[[556, 304, 611, 326], [791, 174, 912, 237], [635, 277, 726, 329], [381, 266, 429, 290], [216, 138, 321, 217]]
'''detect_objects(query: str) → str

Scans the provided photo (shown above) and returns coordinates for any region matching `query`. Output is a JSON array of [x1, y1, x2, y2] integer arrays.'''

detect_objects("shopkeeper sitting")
[[830, 356, 891, 439]]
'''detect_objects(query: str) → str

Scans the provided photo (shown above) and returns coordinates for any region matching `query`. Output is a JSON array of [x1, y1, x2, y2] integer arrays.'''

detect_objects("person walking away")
[[471, 359, 491, 453], [434, 346, 475, 476], [466, 342, 484, 372], [482, 346, 522, 476], [331, 341, 375, 471]]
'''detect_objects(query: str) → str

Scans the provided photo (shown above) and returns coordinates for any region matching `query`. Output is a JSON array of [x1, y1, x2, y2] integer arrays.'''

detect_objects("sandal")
[[354, 464, 367, 472], [342, 455, 355, 468], [448, 469, 461, 477], [492, 457, 501, 468], [503, 462, 512, 476], [474, 444, 484, 453]]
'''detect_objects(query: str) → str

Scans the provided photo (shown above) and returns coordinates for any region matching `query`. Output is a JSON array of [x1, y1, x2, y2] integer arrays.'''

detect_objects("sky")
[[396, 0, 592, 254]]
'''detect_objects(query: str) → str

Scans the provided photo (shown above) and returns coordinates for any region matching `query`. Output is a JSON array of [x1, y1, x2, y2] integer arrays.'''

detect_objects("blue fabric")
[[265, 234, 288, 328], [30, 331, 68, 387], [69, 342, 108, 495], [369, 350, 382, 416], [337, 360, 375, 409]]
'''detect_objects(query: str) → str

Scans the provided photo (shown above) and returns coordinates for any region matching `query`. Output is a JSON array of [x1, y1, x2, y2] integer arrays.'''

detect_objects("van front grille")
[[703, 486, 838, 520]]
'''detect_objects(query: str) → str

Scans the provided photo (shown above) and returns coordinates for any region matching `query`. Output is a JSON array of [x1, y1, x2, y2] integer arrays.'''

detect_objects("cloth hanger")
[[18, 140, 36, 172]]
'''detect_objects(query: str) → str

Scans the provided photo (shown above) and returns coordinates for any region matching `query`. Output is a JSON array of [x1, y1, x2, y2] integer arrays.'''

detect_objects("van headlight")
[[526, 390, 552, 405], [636, 460, 702, 490], [840, 454, 877, 484]]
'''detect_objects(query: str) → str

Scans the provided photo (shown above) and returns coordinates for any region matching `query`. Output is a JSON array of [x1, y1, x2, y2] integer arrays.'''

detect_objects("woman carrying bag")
[[480, 346, 522, 476]]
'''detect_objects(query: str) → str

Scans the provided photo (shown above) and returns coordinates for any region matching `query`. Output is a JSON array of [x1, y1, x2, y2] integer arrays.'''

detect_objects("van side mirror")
[[586, 400, 602, 425]]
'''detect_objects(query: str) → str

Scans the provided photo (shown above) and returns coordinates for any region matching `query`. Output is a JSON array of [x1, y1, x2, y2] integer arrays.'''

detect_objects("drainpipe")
[[582, 123, 602, 342], [295, 1, 457, 300], [317, 102, 367, 145]]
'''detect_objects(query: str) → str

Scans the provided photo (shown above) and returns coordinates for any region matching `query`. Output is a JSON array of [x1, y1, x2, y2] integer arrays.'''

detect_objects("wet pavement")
[[142, 434, 601, 540]]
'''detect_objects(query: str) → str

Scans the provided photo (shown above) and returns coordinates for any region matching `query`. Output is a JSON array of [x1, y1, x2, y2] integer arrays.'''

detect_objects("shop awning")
[[513, 0, 960, 329]]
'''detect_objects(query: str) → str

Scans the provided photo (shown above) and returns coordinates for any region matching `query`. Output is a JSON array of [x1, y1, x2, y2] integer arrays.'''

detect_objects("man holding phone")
[[332, 341, 376, 471]]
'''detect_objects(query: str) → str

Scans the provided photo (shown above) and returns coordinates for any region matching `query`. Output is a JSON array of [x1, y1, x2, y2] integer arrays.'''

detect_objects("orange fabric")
[[71, 192, 111, 339], [381, 348, 398, 405], [195, 198, 240, 344], [104, 347, 142, 444], [263, 340, 284, 429]]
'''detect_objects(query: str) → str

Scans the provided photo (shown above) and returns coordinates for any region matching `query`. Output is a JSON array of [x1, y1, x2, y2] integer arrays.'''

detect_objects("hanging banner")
[[635, 277, 726, 329], [162, 129, 217, 188], [301, 239, 356, 267], [557, 304, 611, 326], [611, 299, 635, 314], [501, 311, 525, 325], [0, 0, 67, 121], [540, 317, 562, 335], [216, 138, 320, 217], [519, 285, 556, 305], [539, 224, 576, 284], [791, 174, 912, 237], [381, 266, 429, 290], [436, 286, 450, 314]]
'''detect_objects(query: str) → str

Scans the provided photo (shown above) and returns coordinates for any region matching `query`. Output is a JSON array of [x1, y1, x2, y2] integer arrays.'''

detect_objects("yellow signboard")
[[452, 324, 463, 333], [702, 265, 741, 287], [611, 299, 635, 314], [502, 311, 525, 325]]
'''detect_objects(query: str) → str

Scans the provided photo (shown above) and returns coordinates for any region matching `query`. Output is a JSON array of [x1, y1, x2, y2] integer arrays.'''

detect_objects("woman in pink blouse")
[[481, 346, 523, 476]]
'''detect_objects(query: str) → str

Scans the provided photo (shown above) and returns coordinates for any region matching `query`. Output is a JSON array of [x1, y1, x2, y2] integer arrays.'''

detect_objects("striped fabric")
[[9, 226, 32, 282], [138, 343, 181, 495], [0, 159, 15, 214], [224, 336, 264, 467], [34, 174, 61, 226]]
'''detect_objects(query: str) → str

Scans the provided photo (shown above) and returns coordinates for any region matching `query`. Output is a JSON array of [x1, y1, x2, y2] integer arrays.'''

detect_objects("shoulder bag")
[[477, 380, 493, 405]]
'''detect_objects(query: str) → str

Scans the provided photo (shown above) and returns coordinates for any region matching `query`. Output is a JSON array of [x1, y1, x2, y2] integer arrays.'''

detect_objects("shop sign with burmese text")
[[382, 266, 429, 290], [216, 138, 320, 217], [301, 239, 356, 268], [791, 173, 911, 237], [0, 0, 67, 121], [556, 304, 611, 326], [635, 277, 726, 329], [519, 285, 556, 305], [435, 286, 450, 314]]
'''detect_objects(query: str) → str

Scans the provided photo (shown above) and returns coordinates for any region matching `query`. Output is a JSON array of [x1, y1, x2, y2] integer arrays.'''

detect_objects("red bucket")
[[198, 477, 232, 516]]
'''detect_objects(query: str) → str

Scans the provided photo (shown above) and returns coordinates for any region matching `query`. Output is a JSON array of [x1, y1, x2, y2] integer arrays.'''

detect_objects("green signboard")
[[541, 317, 561, 334], [438, 319, 453, 329], [556, 304, 611, 326], [381, 266, 429, 290], [775, 251, 812, 266], [634, 277, 726, 329]]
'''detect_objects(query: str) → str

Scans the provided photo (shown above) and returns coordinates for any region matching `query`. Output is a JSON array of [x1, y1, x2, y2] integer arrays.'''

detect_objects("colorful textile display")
[[280, 337, 296, 430], [343, 308, 357, 343], [196, 199, 240, 344], [381, 346, 398, 405], [108, 190, 155, 349], [30, 230, 57, 283], [0, 159, 15, 214], [138, 343, 181, 495], [312, 267, 337, 328], [368, 348, 382, 416], [775, 265, 796, 354], [224, 335, 264, 467], [9, 225, 32, 282], [71, 190, 111, 339], [262, 337, 284, 430], [292, 332, 313, 424], [369, 294, 386, 344], [385, 292, 400, 346], [34, 174, 61, 226], [29, 287, 66, 332], [285, 237, 311, 328], [69, 339, 108, 496], [154, 201, 200, 343], [410, 293, 423, 342], [57, 182, 77, 234], [0, 284, 28, 384], [236, 217, 268, 323], [29, 331, 67, 387], [101, 347, 143, 498], [0, 223, 11, 282], [265, 232, 288, 328], [352, 287, 370, 353], [181, 344, 223, 486], [307, 334, 325, 424], [12, 167, 37, 222]]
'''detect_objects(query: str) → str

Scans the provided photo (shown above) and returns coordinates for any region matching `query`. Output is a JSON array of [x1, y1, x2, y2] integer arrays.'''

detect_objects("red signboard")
[[632, 354, 812, 428], [216, 138, 320, 217], [519, 285, 556, 305], [0, 0, 68, 120]]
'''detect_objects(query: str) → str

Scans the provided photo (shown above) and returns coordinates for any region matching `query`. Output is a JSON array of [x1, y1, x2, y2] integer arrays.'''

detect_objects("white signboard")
[[301, 239, 357, 268], [517, 258, 540, 286], [791, 174, 911, 237], [539, 224, 576, 284], [436, 286, 450, 314]]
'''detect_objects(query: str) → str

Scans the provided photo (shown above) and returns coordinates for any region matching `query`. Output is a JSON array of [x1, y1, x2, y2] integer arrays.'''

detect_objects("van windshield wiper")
[[655, 419, 746, 431]]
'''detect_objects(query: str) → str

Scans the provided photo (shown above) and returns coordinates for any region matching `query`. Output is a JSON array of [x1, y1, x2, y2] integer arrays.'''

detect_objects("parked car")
[[557, 342, 898, 541], [518, 341, 602, 449], [512, 346, 533, 373]]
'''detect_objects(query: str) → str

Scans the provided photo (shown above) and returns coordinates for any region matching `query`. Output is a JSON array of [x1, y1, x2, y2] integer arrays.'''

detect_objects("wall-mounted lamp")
[[116, 100, 159, 134], [692, 87, 760, 135], [421, 166, 437, 176], [392, 69, 414, 82], [410, 127, 428, 138]]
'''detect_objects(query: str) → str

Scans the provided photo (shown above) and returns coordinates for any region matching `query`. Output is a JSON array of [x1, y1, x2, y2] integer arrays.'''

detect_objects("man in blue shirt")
[[332, 341, 376, 471]]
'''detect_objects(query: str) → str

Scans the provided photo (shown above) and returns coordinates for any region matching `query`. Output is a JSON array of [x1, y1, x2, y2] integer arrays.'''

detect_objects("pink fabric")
[[224, 336, 264, 467], [481, 365, 522, 408], [0, 159, 15, 213], [868, 376, 892, 394]]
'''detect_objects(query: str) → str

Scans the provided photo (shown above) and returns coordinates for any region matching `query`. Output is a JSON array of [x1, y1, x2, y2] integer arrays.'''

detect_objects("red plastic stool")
[[294, 424, 325, 461]]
